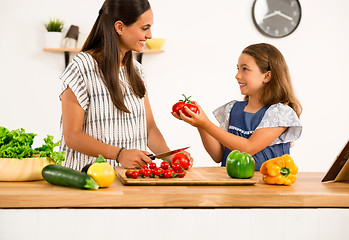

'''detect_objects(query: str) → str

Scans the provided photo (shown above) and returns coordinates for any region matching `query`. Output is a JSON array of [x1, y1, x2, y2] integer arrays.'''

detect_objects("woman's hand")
[[167, 150, 193, 168], [117, 149, 152, 169]]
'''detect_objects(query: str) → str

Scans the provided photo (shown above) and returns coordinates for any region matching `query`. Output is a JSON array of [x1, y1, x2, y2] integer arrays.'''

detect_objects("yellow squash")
[[260, 154, 298, 186], [87, 155, 115, 187]]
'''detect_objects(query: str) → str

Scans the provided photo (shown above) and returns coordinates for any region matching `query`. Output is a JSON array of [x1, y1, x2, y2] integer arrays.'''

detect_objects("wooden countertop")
[[1, 168, 348, 208]]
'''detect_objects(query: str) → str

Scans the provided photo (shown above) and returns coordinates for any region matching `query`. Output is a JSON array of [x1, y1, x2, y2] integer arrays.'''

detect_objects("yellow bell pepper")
[[260, 154, 298, 186], [87, 155, 115, 187]]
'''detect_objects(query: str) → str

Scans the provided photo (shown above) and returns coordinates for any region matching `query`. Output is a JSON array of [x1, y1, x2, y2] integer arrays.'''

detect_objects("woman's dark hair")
[[82, 0, 150, 113]]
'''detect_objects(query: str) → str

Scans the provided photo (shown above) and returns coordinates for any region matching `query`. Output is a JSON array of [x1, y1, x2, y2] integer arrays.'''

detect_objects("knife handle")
[[146, 154, 156, 160]]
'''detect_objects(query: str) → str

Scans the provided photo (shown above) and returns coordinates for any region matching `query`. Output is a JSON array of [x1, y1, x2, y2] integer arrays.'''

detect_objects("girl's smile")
[[235, 53, 269, 98]]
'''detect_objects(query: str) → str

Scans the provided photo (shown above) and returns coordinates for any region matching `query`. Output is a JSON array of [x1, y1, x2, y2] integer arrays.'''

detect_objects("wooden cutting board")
[[115, 167, 258, 186]]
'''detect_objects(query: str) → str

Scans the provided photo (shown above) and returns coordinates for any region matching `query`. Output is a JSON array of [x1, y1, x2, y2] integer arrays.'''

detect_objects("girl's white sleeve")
[[256, 103, 302, 145], [212, 100, 237, 131]]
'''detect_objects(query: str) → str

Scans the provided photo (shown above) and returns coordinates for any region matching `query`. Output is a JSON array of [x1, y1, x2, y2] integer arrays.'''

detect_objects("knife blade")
[[147, 147, 190, 160]]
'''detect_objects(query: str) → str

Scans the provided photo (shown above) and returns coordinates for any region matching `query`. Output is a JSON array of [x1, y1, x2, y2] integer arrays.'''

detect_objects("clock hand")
[[263, 11, 278, 20], [276, 11, 293, 21]]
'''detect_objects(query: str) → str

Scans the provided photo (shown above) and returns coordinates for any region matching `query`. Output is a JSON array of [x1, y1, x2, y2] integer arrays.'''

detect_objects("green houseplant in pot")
[[45, 18, 64, 48]]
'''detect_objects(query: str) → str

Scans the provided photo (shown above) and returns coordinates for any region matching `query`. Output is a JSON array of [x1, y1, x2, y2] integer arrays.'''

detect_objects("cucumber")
[[42, 164, 99, 190]]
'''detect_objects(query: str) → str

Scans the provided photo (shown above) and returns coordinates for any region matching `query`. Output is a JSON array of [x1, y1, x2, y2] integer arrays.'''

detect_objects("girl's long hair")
[[81, 0, 150, 113], [242, 43, 302, 118]]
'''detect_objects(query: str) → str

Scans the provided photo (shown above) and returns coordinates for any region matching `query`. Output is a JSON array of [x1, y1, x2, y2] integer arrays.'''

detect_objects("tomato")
[[143, 169, 152, 177], [172, 162, 181, 171], [125, 170, 133, 178], [181, 103, 198, 117], [149, 162, 157, 169], [160, 161, 170, 170], [141, 165, 149, 170], [172, 101, 185, 115], [175, 168, 186, 178], [153, 167, 164, 177], [139, 168, 145, 177], [149, 169, 155, 178], [172, 94, 198, 117], [172, 153, 190, 170], [163, 169, 173, 178], [132, 170, 139, 179]]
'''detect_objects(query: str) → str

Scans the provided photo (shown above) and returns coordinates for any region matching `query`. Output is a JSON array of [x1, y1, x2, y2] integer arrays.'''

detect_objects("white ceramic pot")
[[45, 31, 63, 48]]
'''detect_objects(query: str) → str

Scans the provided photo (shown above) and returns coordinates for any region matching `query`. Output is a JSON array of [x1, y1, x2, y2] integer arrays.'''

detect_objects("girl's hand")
[[178, 104, 211, 130], [117, 149, 152, 169], [171, 111, 181, 120]]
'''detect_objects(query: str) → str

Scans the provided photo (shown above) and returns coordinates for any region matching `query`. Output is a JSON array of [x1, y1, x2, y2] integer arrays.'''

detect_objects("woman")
[[59, 0, 189, 170]]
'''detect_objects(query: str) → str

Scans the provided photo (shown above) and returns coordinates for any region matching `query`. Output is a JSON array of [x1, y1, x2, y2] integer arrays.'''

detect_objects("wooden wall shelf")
[[43, 48, 164, 65]]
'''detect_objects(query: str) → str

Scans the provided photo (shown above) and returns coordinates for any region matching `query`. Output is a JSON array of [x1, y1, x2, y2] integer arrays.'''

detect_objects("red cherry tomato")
[[160, 161, 170, 170], [141, 165, 149, 170], [172, 153, 190, 170], [172, 101, 185, 115], [172, 162, 181, 171], [139, 168, 145, 177], [143, 169, 152, 177], [132, 170, 139, 179], [175, 168, 186, 178], [149, 162, 157, 169], [181, 103, 198, 117], [153, 167, 164, 177], [163, 169, 173, 178], [125, 170, 133, 178]]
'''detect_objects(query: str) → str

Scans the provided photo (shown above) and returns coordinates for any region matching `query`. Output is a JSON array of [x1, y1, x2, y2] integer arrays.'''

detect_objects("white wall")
[[1, 0, 348, 172]]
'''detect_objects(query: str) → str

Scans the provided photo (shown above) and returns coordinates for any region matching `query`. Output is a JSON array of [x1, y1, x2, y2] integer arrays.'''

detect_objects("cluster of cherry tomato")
[[172, 94, 198, 117], [125, 153, 190, 179]]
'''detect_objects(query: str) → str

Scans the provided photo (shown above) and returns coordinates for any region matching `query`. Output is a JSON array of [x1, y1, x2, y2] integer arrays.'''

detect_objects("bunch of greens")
[[0, 126, 65, 165], [45, 18, 64, 32]]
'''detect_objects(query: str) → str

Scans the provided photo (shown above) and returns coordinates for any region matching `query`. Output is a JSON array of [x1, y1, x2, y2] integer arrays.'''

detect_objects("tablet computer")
[[322, 140, 349, 182]]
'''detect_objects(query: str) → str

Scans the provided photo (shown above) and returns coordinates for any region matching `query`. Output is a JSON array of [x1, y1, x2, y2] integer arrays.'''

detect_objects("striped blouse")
[[59, 52, 147, 170]]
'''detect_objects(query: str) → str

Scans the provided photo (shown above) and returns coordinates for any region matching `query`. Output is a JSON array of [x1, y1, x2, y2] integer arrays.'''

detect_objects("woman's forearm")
[[63, 130, 120, 160]]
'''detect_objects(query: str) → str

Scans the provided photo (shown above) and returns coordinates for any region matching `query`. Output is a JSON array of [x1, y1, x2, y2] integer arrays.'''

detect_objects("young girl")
[[60, 0, 192, 170], [173, 43, 302, 170]]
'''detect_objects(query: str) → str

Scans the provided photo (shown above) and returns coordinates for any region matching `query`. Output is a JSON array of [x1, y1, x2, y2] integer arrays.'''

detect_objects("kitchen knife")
[[147, 147, 190, 160]]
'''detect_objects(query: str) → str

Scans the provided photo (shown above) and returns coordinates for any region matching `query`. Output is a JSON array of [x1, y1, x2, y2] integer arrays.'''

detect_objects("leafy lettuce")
[[0, 126, 65, 164]]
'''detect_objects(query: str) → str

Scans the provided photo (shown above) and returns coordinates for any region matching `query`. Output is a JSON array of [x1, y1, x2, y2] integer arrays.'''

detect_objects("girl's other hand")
[[117, 149, 152, 169]]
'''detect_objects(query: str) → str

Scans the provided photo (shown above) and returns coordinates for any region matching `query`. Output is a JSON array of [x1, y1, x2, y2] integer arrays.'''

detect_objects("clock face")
[[252, 0, 302, 38]]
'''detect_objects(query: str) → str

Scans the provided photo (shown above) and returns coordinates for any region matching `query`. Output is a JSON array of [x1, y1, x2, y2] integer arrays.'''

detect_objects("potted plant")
[[44, 18, 64, 48]]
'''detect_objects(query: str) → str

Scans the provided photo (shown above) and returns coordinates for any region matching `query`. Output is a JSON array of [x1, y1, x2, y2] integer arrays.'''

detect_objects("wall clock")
[[252, 0, 302, 38]]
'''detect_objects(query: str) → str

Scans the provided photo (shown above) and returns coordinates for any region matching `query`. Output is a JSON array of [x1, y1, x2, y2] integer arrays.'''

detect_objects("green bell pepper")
[[226, 150, 255, 179]]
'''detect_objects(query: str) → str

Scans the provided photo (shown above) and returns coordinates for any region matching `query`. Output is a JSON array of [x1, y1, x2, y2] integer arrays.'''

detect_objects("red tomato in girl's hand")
[[181, 103, 198, 117], [172, 153, 190, 170], [172, 101, 185, 115]]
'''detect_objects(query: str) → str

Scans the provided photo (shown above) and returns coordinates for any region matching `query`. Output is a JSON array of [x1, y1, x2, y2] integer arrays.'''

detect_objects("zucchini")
[[42, 164, 99, 190]]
